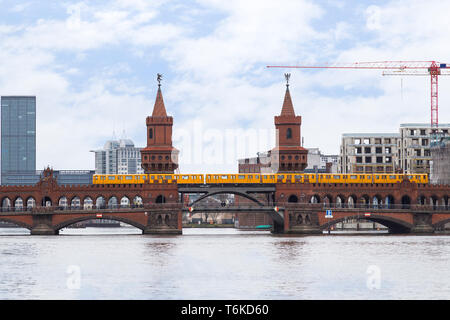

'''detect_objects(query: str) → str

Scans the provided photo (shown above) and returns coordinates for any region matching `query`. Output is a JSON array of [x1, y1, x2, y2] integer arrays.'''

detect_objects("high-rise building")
[[1, 96, 36, 184], [91, 138, 144, 174]]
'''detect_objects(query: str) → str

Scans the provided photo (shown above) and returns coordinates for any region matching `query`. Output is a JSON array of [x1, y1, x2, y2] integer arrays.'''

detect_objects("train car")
[[148, 174, 176, 184], [206, 174, 262, 184], [93, 174, 148, 185], [174, 174, 204, 184], [261, 174, 277, 184]]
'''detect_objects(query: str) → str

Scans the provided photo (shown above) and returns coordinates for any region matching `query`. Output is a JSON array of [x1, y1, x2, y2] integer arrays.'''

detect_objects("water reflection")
[[0, 228, 449, 299]]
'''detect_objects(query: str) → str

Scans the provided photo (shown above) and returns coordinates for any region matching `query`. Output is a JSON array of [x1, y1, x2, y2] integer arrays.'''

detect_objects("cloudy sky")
[[1, 0, 449, 173]]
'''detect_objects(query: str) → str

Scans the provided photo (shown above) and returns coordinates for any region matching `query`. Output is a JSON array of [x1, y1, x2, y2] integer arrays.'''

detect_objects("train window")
[[350, 175, 357, 179], [326, 175, 330, 179], [125, 176, 133, 180], [108, 176, 116, 180], [221, 175, 228, 179], [367, 176, 370, 179], [255, 175, 259, 179], [408, 176, 413, 179], [295, 175, 301, 179], [333, 176, 340, 179], [238, 175, 245, 179], [142, 176, 146, 180], [376, 175, 379, 179], [94, 176, 98, 180], [182, 176, 189, 180], [165, 175, 171, 179], [389, 175, 396, 179], [101, 176, 106, 180], [382, 175, 387, 179]]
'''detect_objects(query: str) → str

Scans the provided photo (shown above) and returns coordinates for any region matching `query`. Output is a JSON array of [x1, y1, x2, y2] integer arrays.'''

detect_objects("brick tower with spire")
[[270, 74, 308, 172], [141, 75, 179, 173]]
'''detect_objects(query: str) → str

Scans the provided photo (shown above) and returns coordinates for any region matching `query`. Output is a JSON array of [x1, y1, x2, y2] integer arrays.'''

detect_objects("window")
[[375, 147, 382, 154], [356, 156, 362, 163], [365, 147, 371, 153], [365, 156, 372, 163], [422, 139, 428, 146], [410, 129, 415, 136], [363, 138, 370, 144], [384, 138, 391, 144], [356, 147, 362, 154], [375, 138, 381, 144], [355, 138, 361, 144], [149, 128, 153, 139], [420, 129, 426, 135], [286, 128, 292, 139], [376, 157, 383, 163]]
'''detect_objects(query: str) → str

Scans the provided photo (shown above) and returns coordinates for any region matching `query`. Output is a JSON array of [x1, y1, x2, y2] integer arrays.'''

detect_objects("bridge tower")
[[141, 76, 179, 173], [270, 74, 308, 173]]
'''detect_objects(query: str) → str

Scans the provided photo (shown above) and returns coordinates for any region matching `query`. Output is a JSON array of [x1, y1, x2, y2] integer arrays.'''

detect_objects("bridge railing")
[[0, 203, 182, 214], [284, 202, 450, 211]]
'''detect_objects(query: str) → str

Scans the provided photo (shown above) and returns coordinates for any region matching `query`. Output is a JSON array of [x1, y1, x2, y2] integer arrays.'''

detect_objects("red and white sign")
[[189, 207, 194, 213], [274, 206, 279, 212], [364, 213, 371, 217], [96, 213, 103, 218]]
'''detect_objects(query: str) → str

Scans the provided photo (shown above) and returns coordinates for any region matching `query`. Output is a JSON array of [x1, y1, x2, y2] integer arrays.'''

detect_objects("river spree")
[[0, 227, 449, 300]]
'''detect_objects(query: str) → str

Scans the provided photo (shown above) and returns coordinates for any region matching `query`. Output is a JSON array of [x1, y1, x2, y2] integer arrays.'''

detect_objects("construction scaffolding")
[[430, 137, 450, 185]]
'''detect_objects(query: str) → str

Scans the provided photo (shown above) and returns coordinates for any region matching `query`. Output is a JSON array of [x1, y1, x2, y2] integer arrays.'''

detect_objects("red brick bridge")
[[0, 169, 449, 235]]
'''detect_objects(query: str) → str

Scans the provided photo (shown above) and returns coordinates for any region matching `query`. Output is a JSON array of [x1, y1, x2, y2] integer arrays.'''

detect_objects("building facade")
[[339, 133, 400, 174], [399, 123, 450, 174], [1, 169, 94, 186], [430, 137, 450, 185], [339, 123, 450, 174], [92, 138, 144, 175], [1, 96, 36, 184]]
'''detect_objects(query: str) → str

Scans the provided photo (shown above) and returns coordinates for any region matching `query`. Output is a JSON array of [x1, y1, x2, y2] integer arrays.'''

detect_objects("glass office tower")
[[1, 96, 36, 184]]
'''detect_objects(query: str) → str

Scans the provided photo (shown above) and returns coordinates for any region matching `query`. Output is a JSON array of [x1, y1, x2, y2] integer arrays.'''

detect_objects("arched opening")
[[336, 195, 345, 208], [0, 217, 30, 234], [286, 128, 292, 139], [310, 195, 320, 204], [83, 197, 93, 210], [26, 197, 36, 210], [14, 197, 23, 211], [96, 196, 106, 209], [372, 195, 382, 208], [323, 195, 333, 207], [164, 214, 170, 225], [108, 197, 118, 209], [361, 195, 370, 208], [418, 195, 426, 206], [155, 195, 166, 204], [385, 195, 395, 209], [41, 196, 52, 207], [288, 195, 298, 203], [321, 214, 411, 234], [1, 198, 11, 212], [347, 195, 357, 208], [120, 196, 130, 208], [430, 196, 439, 210], [57, 216, 144, 235], [71, 196, 81, 209], [133, 196, 143, 208], [401, 195, 411, 209], [444, 196, 449, 210], [58, 196, 68, 209]]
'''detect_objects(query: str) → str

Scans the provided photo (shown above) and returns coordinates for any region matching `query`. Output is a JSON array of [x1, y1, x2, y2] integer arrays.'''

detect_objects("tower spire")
[[152, 73, 167, 117], [280, 73, 295, 116]]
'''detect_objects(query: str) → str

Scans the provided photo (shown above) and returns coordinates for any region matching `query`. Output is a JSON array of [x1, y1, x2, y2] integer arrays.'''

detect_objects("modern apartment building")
[[1, 96, 36, 184], [339, 123, 450, 174], [339, 133, 400, 174], [92, 138, 144, 174], [399, 123, 450, 174]]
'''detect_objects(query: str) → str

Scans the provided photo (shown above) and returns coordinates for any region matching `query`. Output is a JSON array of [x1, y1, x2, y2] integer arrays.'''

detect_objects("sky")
[[0, 0, 449, 173]]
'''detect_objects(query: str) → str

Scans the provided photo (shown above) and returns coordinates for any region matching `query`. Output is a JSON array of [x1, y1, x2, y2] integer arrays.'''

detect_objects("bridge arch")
[[310, 194, 321, 204], [336, 195, 345, 208], [14, 197, 24, 210], [401, 195, 411, 209], [26, 197, 36, 209], [189, 190, 265, 206], [288, 194, 298, 203], [0, 217, 32, 231], [1, 197, 12, 211], [54, 215, 146, 233], [347, 195, 357, 208], [155, 195, 166, 204], [321, 213, 413, 234]]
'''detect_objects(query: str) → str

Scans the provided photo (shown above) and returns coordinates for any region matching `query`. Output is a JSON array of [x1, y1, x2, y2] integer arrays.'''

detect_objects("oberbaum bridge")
[[1, 76, 450, 235]]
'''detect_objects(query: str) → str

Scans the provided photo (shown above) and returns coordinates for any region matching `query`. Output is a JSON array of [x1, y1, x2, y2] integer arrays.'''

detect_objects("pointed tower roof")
[[152, 86, 167, 117], [280, 85, 295, 116]]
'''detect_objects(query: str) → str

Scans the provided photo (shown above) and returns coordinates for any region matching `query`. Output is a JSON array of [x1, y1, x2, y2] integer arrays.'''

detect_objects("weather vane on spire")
[[157, 73, 163, 87], [284, 73, 291, 88]]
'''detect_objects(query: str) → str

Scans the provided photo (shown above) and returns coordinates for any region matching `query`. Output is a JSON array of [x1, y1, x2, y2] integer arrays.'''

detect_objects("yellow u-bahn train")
[[92, 173, 429, 185]]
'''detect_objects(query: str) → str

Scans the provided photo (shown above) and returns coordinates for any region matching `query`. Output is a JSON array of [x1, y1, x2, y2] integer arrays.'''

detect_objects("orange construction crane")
[[267, 61, 450, 135]]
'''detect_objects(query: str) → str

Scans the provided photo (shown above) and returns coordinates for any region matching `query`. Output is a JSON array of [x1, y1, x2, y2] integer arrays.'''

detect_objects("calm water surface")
[[0, 227, 449, 300]]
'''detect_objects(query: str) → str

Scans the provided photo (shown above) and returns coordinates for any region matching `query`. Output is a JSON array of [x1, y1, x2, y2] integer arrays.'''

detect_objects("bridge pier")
[[31, 214, 58, 235], [142, 207, 182, 235], [410, 213, 435, 234], [282, 209, 322, 235]]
